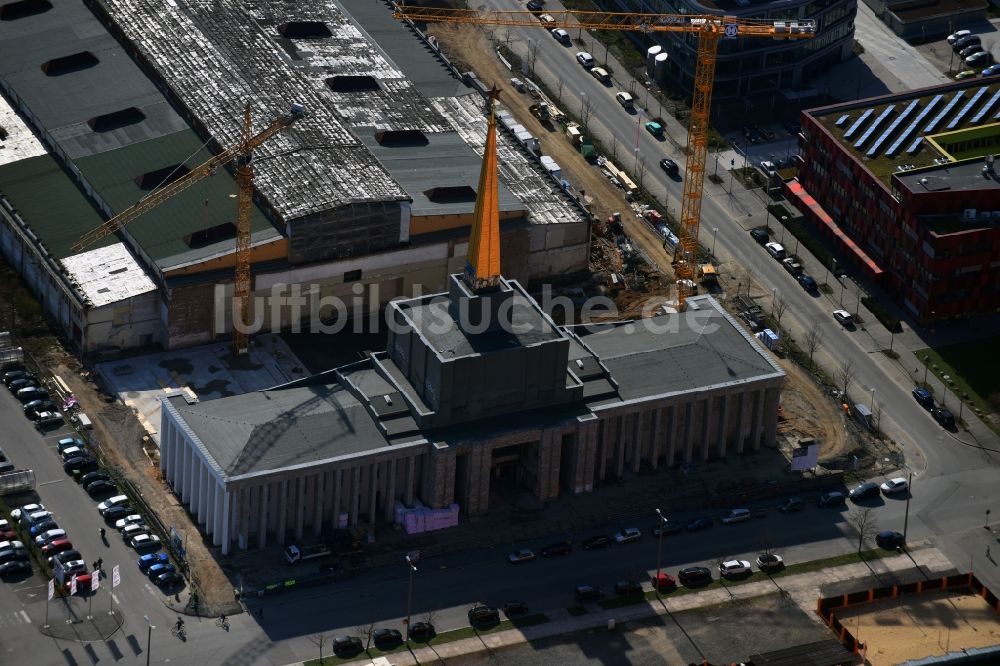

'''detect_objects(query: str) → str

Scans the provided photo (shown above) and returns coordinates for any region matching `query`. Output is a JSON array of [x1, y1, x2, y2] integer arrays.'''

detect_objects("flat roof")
[[0, 97, 47, 167], [74, 131, 277, 268], [0, 154, 111, 260], [0, 0, 189, 160], [807, 80, 1000, 187], [61, 244, 157, 307], [571, 297, 784, 402], [896, 159, 1000, 194], [167, 383, 424, 479], [396, 288, 562, 360], [356, 132, 525, 218], [888, 0, 986, 21]]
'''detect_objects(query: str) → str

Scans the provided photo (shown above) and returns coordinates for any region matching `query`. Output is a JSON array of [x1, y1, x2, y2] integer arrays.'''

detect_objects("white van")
[[615, 91, 635, 109]]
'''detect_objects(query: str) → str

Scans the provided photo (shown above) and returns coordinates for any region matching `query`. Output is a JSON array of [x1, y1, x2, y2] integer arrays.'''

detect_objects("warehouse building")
[[792, 79, 1000, 322], [0, 0, 589, 353], [601, 0, 856, 103], [158, 99, 785, 555]]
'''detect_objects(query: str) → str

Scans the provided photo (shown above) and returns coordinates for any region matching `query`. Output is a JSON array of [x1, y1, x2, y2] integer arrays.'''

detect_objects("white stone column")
[[333, 469, 343, 529], [294, 477, 306, 541], [277, 480, 289, 544], [220, 489, 232, 555], [258, 484, 269, 549], [206, 478, 218, 537], [313, 473, 325, 537]]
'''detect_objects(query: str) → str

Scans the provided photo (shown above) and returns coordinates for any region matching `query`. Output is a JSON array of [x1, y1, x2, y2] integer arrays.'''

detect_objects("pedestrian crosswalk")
[[0, 609, 33, 628]]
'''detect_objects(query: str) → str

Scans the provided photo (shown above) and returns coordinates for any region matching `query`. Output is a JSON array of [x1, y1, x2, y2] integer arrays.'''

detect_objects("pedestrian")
[[97, 558, 103, 571], [257, 607, 263, 618]]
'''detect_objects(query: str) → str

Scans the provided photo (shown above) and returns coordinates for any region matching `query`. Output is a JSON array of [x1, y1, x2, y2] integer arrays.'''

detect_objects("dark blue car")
[[686, 517, 713, 531], [798, 274, 818, 292], [147, 563, 176, 580], [911, 387, 934, 409], [138, 552, 169, 572]]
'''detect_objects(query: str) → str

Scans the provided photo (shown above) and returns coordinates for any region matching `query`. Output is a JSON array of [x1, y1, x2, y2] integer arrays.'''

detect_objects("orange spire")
[[464, 86, 502, 291]]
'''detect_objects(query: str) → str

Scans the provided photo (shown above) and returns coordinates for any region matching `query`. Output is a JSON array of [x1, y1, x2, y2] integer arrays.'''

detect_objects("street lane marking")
[[38, 479, 66, 487], [18, 610, 30, 624]]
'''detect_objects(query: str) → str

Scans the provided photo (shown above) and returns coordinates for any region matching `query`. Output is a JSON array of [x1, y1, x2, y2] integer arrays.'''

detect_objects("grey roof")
[[570, 297, 784, 403], [896, 160, 1000, 194], [396, 290, 562, 359], [357, 132, 524, 218], [168, 383, 423, 479], [0, 1, 189, 160]]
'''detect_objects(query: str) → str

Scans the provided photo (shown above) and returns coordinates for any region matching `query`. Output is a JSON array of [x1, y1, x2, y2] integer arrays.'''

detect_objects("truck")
[[285, 543, 331, 564], [697, 263, 718, 284], [0, 469, 35, 496]]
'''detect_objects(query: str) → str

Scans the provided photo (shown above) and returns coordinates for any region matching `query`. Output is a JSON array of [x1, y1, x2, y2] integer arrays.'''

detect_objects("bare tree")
[[355, 619, 376, 653], [836, 358, 856, 402], [772, 293, 788, 327], [848, 507, 879, 555], [804, 321, 824, 366], [526, 38, 540, 77], [581, 94, 593, 134], [611, 133, 619, 162], [309, 633, 329, 664], [636, 158, 648, 191], [556, 78, 565, 104]]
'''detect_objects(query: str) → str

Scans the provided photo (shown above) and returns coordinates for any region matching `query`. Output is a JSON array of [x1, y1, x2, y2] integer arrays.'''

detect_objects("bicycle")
[[171, 625, 187, 640], [216, 616, 229, 631]]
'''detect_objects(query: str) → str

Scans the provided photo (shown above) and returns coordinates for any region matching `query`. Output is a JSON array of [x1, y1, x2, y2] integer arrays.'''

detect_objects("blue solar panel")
[[867, 99, 920, 157], [844, 109, 874, 139], [886, 95, 943, 157], [835, 114, 850, 127], [924, 91, 965, 133], [971, 89, 1000, 124], [855, 105, 896, 148], [906, 137, 923, 154], [946, 87, 989, 130]]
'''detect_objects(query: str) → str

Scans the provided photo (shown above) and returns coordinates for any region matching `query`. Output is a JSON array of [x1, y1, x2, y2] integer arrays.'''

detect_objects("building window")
[[344, 269, 361, 282]]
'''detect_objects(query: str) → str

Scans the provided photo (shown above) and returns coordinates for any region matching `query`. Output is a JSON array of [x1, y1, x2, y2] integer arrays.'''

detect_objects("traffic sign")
[[112, 564, 121, 588], [92, 570, 100, 592], [70, 575, 77, 596], [724, 24, 738, 39], [47, 579, 54, 601]]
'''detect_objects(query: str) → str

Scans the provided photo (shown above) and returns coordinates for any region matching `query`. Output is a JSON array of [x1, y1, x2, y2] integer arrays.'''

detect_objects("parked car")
[[50, 550, 83, 567], [3, 370, 32, 387], [526, 0, 544, 11], [750, 228, 769, 245], [782, 258, 803, 276], [373, 628, 403, 649], [931, 406, 956, 428], [614, 580, 643, 596], [11, 504, 44, 522], [537, 13, 555, 24], [41, 539, 73, 556], [0, 560, 32, 577], [60, 446, 84, 462], [409, 621, 435, 641], [102, 505, 133, 523], [35, 529, 67, 547], [582, 535, 611, 550], [818, 491, 846, 508], [98, 495, 130, 516], [652, 520, 683, 536], [17, 387, 49, 403], [613, 528, 641, 543], [849, 482, 880, 501], [130, 534, 161, 550], [575, 51, 595, 68], [981, 64, 1000, 77], [881, 477, 909, 495], [721, 508, 751, 524], [35, 412, 64, 429], [966, 51, 992, 68], [955, 69, 977, 80], [115, 515, 144, 531], [468, 605, 500, 625], [550, 27, 570, 43], [756, 552, 784, 571], [63, 572, 91, 593], [686, 517, 713, 531], [651, 571, 676, 590], [947, 29, 971, 45], [29, 519, 59, 537], [57, 437, 85, 454], [953, 34, 980, 51], [960, 44, 985, 59], [81, 471, 111, 488], [147, 563, 176, 580], [86, 480, 118, 497], [23, 399, 56, 419], [798, 274, 818, 292], [154, 571, 183, 588], [138, 552, 169, 572], [765, 242, 786, 260], [507, 549, 536, 564], [121, 524, 149, 541], [6, 378, 34, 393], [678, 566, 712, 586], [503, 601, 528, 616], [64, 456, 97, 476], [332, 636, 364, 656], [832, 309, 854, 327], [659, 158, 679, 176], [0, 548, 28, 564], [541, 541, 573, 557], [875, 530, 905, 549], [911, 387, 934, 408], [574, 585, 604, 602], [719, 559, 752, 577], [644, 121, 664, 137]]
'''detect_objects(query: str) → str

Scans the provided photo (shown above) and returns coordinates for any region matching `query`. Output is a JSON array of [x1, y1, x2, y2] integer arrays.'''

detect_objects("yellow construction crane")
[[72, 102, 306, 355], [392, 6, 814, 306]]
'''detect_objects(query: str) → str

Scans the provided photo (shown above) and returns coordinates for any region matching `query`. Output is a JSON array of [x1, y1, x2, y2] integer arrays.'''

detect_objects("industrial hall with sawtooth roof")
[[0, 0, 588, 353], [159, 97, 785, 555]]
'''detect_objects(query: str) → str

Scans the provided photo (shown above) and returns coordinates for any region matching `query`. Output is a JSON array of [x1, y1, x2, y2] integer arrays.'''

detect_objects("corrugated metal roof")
[[61, 244, 157, 307]]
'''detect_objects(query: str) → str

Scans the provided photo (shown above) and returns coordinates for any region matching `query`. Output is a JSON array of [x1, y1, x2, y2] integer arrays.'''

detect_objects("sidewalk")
[[285, 545, 954, 665]]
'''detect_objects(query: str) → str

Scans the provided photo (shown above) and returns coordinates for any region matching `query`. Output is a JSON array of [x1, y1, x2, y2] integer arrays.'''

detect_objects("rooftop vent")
[[41, 51, 100, 76], [183, 222, 237, 249], [374, 129, 428, 147], [325, 75, 381, 93], [88, 107, 146, 132], [423, 186, 476, 203], [135, 164, 191, 190], [278, 21, 332, 38], [0, 0, 52, 20]]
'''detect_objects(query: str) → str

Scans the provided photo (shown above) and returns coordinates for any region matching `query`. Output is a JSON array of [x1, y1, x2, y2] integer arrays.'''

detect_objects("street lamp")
[[771, 287, 778, 315], [634, 148, 640, 173], [143, 614, 155, 666], [870, 388, 876, 414], [902, 471, 913, 539], [404, 554, 417, 645], [711, 227, 719, 257], [654, 509, 668, 598]]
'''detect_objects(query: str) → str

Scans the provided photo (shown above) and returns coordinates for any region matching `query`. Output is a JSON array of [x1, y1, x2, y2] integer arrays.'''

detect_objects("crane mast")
[[392, 5, 814, 307]]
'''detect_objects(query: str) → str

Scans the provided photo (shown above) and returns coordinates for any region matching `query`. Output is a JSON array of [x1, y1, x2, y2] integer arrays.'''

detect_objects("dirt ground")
[[775, 357, 850, 461], [836, 590, 1000, 666], [427, 23, 677, 281]]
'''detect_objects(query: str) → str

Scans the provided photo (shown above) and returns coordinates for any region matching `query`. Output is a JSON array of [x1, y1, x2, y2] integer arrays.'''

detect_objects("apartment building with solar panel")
[[791, 80, 1000, 323]]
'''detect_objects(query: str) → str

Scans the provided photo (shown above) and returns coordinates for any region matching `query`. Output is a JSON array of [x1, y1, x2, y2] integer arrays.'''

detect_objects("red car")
[[0, 530, 15, 541], [651, 572, 676, 591], [63, 573, 92, 594], [42, 539, 72, 556]]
